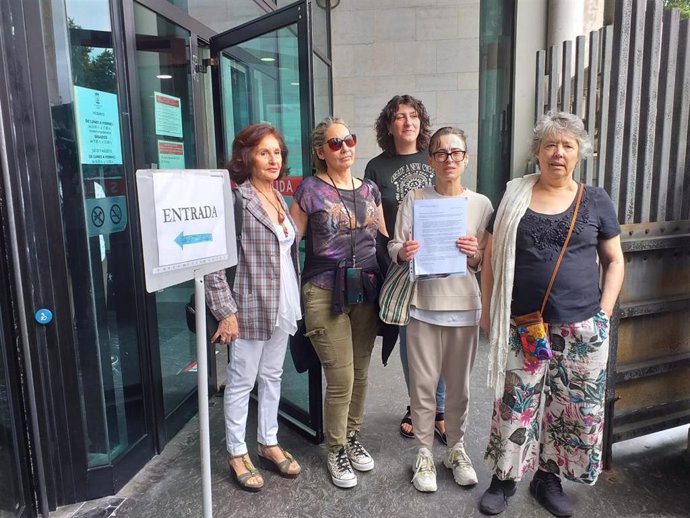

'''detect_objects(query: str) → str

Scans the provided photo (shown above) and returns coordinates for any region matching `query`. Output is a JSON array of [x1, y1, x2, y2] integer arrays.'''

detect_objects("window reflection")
[[220, 26, 303, 174], [44, 0, 145, 467], [0, 341, 21, 516], [133, 2, 199, 418]]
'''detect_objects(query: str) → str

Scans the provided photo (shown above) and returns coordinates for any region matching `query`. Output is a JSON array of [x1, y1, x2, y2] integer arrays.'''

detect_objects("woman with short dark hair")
[[365, 94, 447, 444], [389, 126, 493, 493]]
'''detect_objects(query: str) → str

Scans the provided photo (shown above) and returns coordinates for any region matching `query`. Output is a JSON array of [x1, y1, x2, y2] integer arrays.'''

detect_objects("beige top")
[[388, 186, 494, 312]]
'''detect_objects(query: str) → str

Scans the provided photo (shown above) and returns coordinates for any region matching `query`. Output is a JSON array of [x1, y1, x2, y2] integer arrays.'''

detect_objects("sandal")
[[257, 443, 301, 478], [434, 412, 447, 445], [228, 454, 264, 492], [400, 405, 414, 439]]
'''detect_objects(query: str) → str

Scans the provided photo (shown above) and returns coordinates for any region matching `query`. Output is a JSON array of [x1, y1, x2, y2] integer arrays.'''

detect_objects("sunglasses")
[[325, 134, 357, 151]]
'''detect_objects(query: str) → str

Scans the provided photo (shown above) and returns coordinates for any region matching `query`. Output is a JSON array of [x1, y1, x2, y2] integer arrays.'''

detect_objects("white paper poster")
[[153, 173, 227, 268], [154, 91, 183, 138], [412, 197, 468, 278], [73, 86, 123, 165]]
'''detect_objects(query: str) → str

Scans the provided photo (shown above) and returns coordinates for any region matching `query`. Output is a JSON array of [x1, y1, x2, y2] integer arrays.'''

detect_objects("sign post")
[[136, 169, 238, 518], [194, 274, 212, 516]]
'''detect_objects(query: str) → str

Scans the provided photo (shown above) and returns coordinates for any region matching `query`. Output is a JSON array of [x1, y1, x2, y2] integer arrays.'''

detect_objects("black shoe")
[[479, 475, 517, 515], [529, 470, 574, 517]]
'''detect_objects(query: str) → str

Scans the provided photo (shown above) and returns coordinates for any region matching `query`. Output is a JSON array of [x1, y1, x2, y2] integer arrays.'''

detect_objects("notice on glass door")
[[158, 140, 185, 169], [73, 86, 123, 165], [154, 91, 183, 138]]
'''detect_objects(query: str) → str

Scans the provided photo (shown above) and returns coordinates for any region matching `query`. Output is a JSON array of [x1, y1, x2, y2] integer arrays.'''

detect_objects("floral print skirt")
[[484, 310, 610, 484]]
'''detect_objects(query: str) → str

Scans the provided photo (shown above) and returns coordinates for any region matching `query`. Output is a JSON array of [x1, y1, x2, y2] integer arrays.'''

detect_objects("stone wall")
[[330, 0, 480, 187]]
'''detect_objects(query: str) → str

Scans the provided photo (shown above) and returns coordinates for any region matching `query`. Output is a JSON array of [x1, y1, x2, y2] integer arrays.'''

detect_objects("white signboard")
[[136, 169, 237, 292], [153, 173, 227, 269]]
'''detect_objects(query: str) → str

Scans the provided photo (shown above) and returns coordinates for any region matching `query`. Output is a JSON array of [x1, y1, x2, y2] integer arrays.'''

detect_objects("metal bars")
[[534, 0, 689, 224], [534, 0, 690, 469]]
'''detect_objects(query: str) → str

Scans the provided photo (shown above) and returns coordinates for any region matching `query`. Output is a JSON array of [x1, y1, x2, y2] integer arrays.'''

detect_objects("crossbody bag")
[[512, 182, 584, 363]]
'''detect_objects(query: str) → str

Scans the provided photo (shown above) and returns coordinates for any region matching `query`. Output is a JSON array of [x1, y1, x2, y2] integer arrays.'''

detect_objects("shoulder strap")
[[227, 188, 243, 287], [232, 188, 243, 240], [540, 182, 584, 314]]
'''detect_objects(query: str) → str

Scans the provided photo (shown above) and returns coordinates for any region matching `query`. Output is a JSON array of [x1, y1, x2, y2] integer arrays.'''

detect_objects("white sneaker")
[[412, 447, 437, 492], [346, 430, 375, 471], [328, 447, 357, 488], [444, 442, 478, 486]]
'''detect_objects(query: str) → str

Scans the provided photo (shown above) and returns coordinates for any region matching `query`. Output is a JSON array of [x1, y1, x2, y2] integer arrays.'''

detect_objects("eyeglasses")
[[431, 150, 467, 163], [325, 134, 357, 151]]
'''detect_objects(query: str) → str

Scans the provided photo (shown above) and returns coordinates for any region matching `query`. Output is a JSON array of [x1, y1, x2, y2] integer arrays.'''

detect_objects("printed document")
[[412, 197, 467, 278]]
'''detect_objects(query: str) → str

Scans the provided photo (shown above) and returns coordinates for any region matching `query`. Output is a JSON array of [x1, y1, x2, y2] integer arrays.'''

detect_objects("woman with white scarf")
[[478, 112, 624, 517]]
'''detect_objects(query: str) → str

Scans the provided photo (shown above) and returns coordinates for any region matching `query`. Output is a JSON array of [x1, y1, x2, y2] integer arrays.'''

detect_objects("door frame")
[[210, 1, 314, 182], [121, 0, 222, 452], [210, 0, 323, 443], [0, 166, 34, 516]]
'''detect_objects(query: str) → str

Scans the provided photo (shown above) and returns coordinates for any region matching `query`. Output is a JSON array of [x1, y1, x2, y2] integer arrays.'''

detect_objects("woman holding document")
[[388, 127, 493, 493]]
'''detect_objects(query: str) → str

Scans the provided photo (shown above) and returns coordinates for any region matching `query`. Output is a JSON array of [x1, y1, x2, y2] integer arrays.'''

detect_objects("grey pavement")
[[54, 336, 690, 517]]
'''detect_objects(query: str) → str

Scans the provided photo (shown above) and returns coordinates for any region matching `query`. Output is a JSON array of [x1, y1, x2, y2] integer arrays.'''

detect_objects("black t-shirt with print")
[[488, 185, 620, 324], [364, 150, 435, 235]]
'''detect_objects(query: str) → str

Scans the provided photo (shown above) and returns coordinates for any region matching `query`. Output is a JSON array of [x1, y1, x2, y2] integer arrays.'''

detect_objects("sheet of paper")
[[154, 91, 183, 138], [73, 86, 123, 165], [412, 197, 468, 278]]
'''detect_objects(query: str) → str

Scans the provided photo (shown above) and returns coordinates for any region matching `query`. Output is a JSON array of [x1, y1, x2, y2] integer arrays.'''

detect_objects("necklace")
[[252, 182, 288, 237], [325, 172, 357, 266]]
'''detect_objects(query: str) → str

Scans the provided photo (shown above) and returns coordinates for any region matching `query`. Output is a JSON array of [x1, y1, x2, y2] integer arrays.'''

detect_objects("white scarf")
[[487, 173, 540, 399]]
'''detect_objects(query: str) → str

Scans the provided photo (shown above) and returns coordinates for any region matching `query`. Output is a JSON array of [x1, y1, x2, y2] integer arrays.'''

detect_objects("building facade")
[[0, 1, 331, 515], [0, 1, 605, 516]]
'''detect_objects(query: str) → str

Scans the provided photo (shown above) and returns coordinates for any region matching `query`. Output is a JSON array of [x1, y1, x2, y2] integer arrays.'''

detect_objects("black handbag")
[[289, 319, 320, 373], [185, 294, 219, 342]]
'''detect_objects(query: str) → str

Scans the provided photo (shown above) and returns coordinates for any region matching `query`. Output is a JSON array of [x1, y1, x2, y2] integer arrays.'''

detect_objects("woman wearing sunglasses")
[[388, 127, 493, 492], [290, 117, 388, 489]]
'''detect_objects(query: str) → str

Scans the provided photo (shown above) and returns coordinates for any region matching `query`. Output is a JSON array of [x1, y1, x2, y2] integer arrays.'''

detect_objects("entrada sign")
[[135, 169, 237, 293]]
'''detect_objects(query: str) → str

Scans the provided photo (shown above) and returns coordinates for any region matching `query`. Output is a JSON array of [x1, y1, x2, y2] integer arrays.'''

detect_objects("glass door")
[[131, 1, 202, 441], [210, 0, 323, 442], [43, 0, 154, 497], [0, 250, 31, 517]]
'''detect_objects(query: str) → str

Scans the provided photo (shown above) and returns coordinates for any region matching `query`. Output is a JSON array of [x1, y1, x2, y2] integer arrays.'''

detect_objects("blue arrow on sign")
[[175, 231, 213, 249]]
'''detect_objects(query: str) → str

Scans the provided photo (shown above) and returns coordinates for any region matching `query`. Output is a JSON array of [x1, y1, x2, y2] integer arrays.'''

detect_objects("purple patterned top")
[[294, 175, 382, 290]]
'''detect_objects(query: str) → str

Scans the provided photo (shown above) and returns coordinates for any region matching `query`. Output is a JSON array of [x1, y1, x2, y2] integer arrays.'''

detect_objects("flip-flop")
[[434, 412, 447, 445], [400, 405, 414, 439]]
